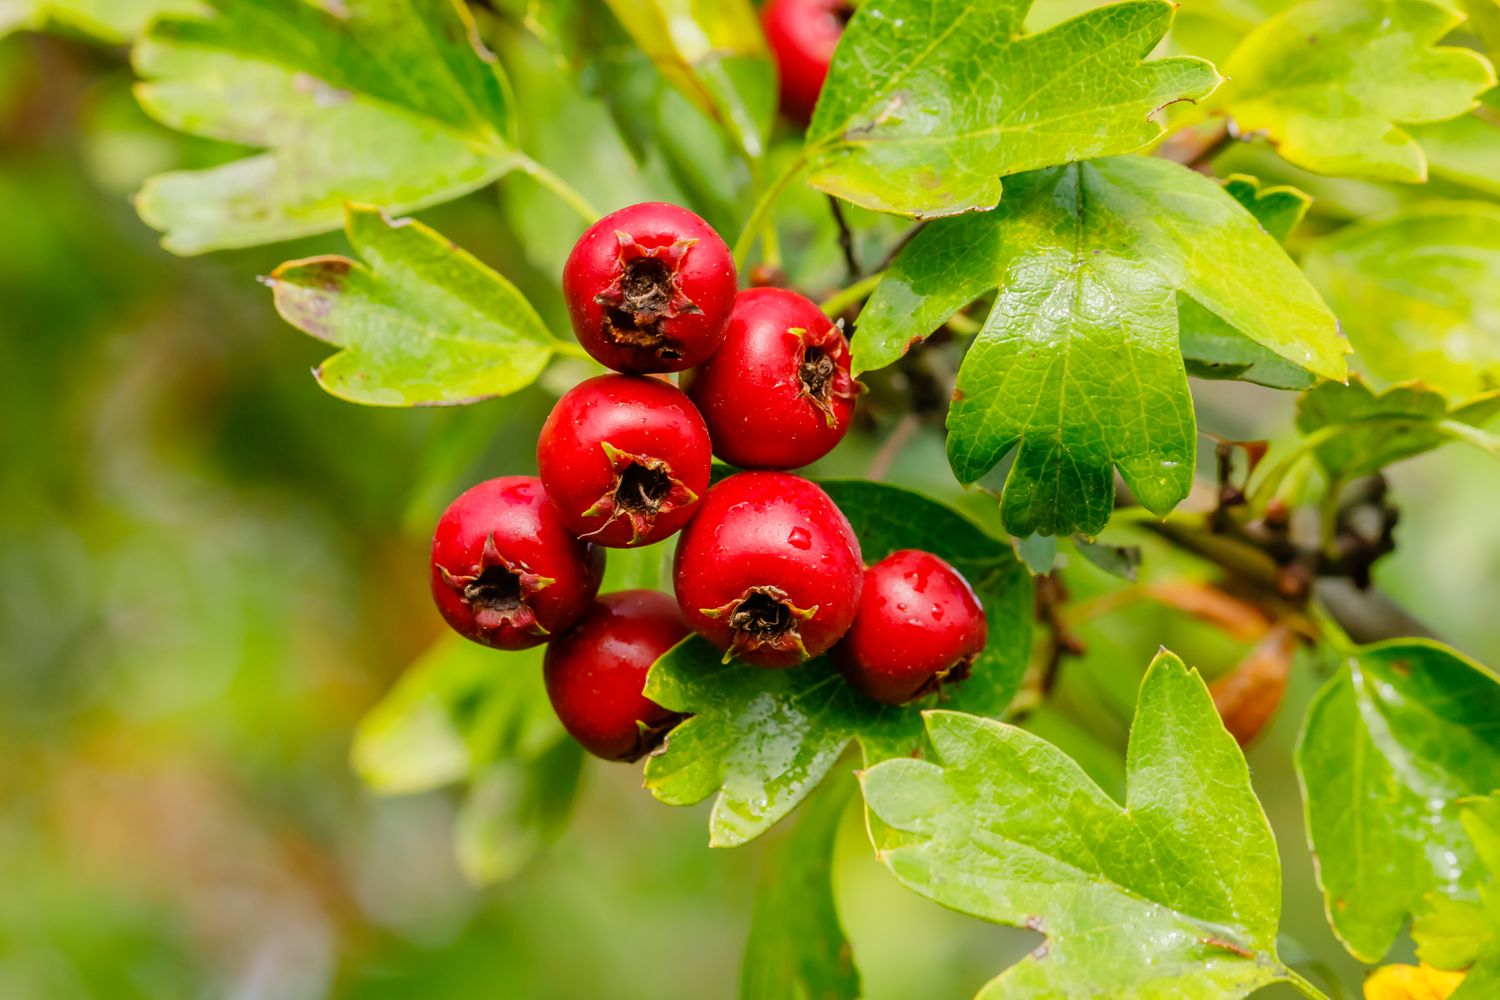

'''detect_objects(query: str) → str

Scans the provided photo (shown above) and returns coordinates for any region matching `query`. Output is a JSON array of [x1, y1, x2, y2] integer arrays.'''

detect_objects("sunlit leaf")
[[1297, 640, 1500, 962], [1302, 202, 1500, 397], [857, 156, 1344, 537], [643, 481, 1032, 847], [803, 0, 1221, 217], [861, 652, 1319, 998], [266, 204, 567, 407], [1213, 0, 1496, 181], [133, 0, 522, 253], [2, 0, 202, 40], [455, 739, 585, 885]]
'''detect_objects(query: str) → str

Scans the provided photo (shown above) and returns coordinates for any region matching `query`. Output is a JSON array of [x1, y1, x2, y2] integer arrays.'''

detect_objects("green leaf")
[[861, 651, 1318, 999], [599, 0, 773, 162], [133, 0, 522, 253], [266, 204, 566, 407], [455, 739, 585, 885], [1296, 640, 1500, 963], [1295, 377, 1500, 485], [740, 779, 861, 1000], [1414, 794, 1500, 998], [351, 634, 561, 795], [1179, 174, 1320, 390], [2, 0, 202, 40], [1302, 202, 1500, 397], [1214, 0, 1496, 182], [857, 156, 1344, 537], [642, 480, 1033, 847], [802, 0, 1221, 218], [1408, 93, 1500, 196]]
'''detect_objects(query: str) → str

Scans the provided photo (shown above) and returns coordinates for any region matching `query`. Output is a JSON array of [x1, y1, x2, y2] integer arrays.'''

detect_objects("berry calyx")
[[762, 0, 852, 123], [835, 549, 987, 705], [685, 287, 862, 470], [538, 375, 711, 548], [563, 202, 737, 373], [543, 590, 688, 762], [673, 471, 862, 668], [430, 476, 605, 650]]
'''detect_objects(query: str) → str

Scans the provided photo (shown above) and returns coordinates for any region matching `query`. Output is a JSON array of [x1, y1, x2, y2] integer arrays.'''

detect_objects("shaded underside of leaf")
[[804, 0, 1222, 217]]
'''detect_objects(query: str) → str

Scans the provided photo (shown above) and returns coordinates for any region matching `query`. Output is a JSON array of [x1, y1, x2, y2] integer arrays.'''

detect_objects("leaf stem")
[[734, 155, 807, 269], [517, 156, 601, 225], [1282, 964, 1334, 1000], [818, 271, 885, 317]]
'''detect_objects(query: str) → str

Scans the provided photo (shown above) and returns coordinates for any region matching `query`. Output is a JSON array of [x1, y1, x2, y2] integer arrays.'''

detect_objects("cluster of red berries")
[[429, 202, 986, 763]]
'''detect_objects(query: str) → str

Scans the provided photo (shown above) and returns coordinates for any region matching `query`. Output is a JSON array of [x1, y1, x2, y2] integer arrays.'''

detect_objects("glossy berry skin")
[[685, 287, 861, 470], [430, 477, 605, 650], [835, 549, 987, 705], [538, 375, 712, 548], [762, 0, 850, 123], [563, 202, 737, 374], [544, 590, 688, 762], [673, 472, 862, 668]]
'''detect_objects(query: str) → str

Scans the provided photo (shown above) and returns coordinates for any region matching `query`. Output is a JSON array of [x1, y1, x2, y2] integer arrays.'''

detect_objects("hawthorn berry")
[[685, 287, 861, 470], [762, 0, 852, 123], [562, 202, 737, 374], [430, 476, 604, 650], [835, 549, 987, 705], [673, 471, 862, 668], [538, 375, 711, 548], [543, 590, 688, 762]]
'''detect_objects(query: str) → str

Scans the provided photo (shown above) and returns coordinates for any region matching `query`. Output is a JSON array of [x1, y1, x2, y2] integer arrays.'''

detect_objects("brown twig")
[[828, 195, 861, 281], [865, 413, 921, 481]]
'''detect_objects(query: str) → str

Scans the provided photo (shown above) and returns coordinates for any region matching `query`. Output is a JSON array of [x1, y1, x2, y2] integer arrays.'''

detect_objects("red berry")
[[538, 375, 711, 548], [673, 472, 862, 668], [835, 549, 987, 705], [562, 202, 737, 374], [685, 287, 861, 470], [430, 476, 605, 650], [544, 590, 688, 762], [762, 0, 851, 123]]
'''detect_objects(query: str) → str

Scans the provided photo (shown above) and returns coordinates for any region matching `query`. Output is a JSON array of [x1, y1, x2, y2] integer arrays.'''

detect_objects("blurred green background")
[[3, 22, 1497, 1000]]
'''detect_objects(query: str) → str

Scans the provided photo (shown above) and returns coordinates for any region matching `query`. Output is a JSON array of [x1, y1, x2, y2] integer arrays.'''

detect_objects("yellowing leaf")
[[1215, 0, 1496, 181]]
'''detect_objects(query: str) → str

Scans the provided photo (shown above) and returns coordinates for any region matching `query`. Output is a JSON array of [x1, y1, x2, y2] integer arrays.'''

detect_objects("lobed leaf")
[[1296, 640, 1500, 963], [861, 652, 1315, 998], [643, 480, 1033, 847], [1214, 0, 1496, 181], [857, 156, 1345, 537], [803, 0, 1222, 217], [1179, 174, 1320, 390], [1295, 377, 1500, 485], [133, 0, 521, 253], [1302, 202, 1500, 398], [266, 205, 566, 407]]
